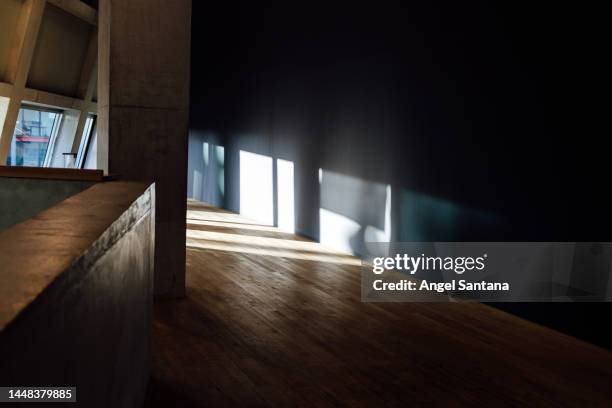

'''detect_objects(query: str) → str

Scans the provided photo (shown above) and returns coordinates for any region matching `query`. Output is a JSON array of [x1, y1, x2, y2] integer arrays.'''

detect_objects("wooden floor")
[[146, 201, 612, 407]]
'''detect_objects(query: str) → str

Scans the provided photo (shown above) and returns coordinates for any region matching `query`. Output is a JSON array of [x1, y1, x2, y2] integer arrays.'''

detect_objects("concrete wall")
[[99, 0, 191, 298], [0, 177, 93, 231], [27, 3, 93, 98], [0, 97, 10, 138], [0, 0, 21, 82], [0, 182, 154, 407]]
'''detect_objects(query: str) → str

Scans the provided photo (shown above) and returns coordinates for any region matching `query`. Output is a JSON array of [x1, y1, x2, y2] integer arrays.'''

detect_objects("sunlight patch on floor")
[[186, 239, 362, 266]]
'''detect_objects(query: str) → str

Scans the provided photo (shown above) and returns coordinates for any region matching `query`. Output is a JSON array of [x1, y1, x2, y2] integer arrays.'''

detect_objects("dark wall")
[[189, 1, 610, 346]]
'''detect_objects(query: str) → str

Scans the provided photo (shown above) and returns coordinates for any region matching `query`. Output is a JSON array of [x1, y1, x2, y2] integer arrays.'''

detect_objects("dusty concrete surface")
[[0, 177, 93, 231], [0, 181, 154, 407]]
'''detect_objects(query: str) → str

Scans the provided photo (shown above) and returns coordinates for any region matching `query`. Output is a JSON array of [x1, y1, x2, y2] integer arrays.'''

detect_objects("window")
[[76, 114, 96, 169], [6, 106, 62, 167]]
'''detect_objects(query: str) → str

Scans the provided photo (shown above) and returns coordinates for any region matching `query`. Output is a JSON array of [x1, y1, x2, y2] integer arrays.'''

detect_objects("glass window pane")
[[6, 106, 61, 167], [76, 114, 96, 168]]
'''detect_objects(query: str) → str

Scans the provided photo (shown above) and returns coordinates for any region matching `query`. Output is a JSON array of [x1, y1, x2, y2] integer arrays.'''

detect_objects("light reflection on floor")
[[186, 204, 362, 266]]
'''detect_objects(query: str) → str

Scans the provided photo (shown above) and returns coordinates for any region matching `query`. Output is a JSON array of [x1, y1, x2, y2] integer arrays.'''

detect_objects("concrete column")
[[98, 0, 191, 298]]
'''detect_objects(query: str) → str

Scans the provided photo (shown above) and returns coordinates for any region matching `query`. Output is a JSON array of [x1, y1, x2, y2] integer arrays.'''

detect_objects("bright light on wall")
[[277, 158, 295, 233], [364, 184, 392, 243], [319, 208, 362, 254], [215, 145, 225, 197], [240, 150, 274, 225], [203, 142, 209, 166], [319, 169, 392, 256]]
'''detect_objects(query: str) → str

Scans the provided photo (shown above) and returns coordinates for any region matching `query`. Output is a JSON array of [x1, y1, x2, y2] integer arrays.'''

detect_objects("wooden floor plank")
[[146, 201, 612, 407]]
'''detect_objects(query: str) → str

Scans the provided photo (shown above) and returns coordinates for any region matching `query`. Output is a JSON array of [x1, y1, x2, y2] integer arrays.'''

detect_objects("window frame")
[[76, 113, 97, 169], [40, 107, 64, 167]]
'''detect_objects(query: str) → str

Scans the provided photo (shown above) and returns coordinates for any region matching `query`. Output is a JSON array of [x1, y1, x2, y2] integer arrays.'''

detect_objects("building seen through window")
[[6, 106, 62, 167]]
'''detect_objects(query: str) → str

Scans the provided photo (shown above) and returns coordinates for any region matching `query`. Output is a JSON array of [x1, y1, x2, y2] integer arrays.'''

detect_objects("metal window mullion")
[[42, 112, 63, 168], [79, 116, 96, 169]]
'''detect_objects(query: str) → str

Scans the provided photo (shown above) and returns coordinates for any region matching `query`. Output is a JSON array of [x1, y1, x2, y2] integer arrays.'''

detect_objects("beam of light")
[[192, 170, 202, 199], [319, 208, 362, 255], [364, 184, 392, 243], [203, 142, 209, 166], [318, 169, 392, 256], [186, 239, 362, 266], [240, 150, 274, 225], [276, 158, 295, 233], [187, 229, 352, 256], [188, 218, 286, 233], [215, 145, 225, 197], [186, 201, 363, 265], [187, 209, 267, 226]]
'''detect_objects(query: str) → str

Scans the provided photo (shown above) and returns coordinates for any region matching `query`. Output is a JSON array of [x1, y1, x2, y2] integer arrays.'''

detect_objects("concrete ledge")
[[0, 165, 104, 181], [0, 181, 155, 407], [0, 181, 153, 328]]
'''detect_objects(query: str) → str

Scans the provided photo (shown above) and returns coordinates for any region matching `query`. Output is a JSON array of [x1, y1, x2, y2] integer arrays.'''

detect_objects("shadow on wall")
[[397, 190, 504, 242], [187, 132, 225, 207]]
